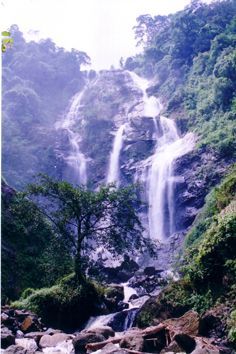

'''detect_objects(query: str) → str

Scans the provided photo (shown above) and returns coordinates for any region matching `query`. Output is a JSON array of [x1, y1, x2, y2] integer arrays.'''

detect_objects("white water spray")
[[107, 124, 126, 186], [57, 91, 87, 185], [128, 72, 195, 242]]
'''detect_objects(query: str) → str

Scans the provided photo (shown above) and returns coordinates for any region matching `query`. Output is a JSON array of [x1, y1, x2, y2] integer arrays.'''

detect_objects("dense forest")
[[1, 1, 236, 353]]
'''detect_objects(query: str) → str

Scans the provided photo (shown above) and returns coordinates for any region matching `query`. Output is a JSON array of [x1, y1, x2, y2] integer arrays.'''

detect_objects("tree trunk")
[[75, 229, 85, 282]]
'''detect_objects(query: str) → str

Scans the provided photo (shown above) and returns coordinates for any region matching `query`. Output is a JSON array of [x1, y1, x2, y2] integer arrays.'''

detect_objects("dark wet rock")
[[174, 333, 196, 353], [73, 332, 106, 354], [105, 308, 139, 332], [129, 294, 139, 301], [120, 333, 144, 351], [84, 326, 115, 340], [199, 311, 225, 339], [160, 339, 183, 353], [1, 327, 16, 348], [90, 255, 139, 284], [143, 327, 167, 353], [144, 266, 159, 276], [128, 272, 167, 295], [117, 301, 129, 311], [173, 147, 231, 232]]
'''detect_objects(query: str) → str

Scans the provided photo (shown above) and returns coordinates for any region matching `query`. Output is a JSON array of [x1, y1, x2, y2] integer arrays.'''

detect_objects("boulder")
[[129, 294, 139, 301], [19, 315, 41, 333], [144, 266, 157, 276], [191, 337, 220, 354], [174, 333, 196, 353], [45, 328, 62, 335], [1, 312, 15, 328], [39, 333, 72, 348], [73, 332, 105, 354], [15, 338, 38, 352], [191, 349, 219, 354], [4, 345, 34, 354], [120, 333, 144, 351], [85, 326, 115, 339], [99, 343, 129, 354], [1, 327, 15, 349], [164, 310, 200, 338], [24, 331, 46, 344], [160, 340, 183, 353], [199, 311, 225, 338], [15, 310, 30, 321], [16, 330, 24, 339], [104, 285, 125, 312]]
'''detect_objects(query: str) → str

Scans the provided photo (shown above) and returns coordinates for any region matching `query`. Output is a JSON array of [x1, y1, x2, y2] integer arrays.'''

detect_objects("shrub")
[[185, 213, 236, 289], [12, 275, 104, 331], [228, 310, 236, 344]]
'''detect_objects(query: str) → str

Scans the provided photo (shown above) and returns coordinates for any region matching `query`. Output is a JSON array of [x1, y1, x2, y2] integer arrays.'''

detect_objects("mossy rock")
[[136, 279, 192, 328], [12, 275, 105, 331]]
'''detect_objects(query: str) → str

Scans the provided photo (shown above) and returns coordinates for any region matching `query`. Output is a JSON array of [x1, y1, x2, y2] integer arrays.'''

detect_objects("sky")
[[1, 0, 213, 70]]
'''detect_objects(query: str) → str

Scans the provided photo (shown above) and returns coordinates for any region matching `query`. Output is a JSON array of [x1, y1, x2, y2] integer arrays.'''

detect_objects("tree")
[[27, 175, 144, 280], [1, 31, 13, 52]]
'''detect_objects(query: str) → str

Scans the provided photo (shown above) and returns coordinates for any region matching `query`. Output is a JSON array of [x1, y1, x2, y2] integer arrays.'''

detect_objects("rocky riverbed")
[[1, 306, 231, 354]]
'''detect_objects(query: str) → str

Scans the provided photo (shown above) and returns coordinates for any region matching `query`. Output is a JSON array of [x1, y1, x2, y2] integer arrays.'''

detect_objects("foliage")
[[27, 174, 144, 279], [136, 278, 213, 328], [127, 0, 236, 156], [185, 164, 236, 247], [184, 213, 236, 288], [12, 274, 103, 331], [228, 310, 236, 344], [1, 180, 73, 302], [2, 31, 13, 52], [2, 25, 90, 189]]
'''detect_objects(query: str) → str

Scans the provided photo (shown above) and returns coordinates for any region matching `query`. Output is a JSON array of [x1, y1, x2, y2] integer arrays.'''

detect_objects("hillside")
[[1, 1, 236, 353]]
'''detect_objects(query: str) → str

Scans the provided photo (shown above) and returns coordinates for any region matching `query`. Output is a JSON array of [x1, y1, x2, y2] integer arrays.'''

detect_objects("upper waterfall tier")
[[56, 90, 87, 186]]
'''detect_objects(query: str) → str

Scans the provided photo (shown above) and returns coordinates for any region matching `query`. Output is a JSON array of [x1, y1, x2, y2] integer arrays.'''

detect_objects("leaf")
[[2, 44, 6, 52], [2, 31, 10, 37]]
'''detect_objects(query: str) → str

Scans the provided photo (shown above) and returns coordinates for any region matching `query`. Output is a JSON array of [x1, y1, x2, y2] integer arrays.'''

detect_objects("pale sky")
[[1, 0, 213, 70]]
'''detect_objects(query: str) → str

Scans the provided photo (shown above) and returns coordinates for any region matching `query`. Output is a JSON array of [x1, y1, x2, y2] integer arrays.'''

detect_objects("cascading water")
[[148, 116, 195, 241], [128, 71, 195, 242], [57, 90, 87, 186], [106, 124, 126, 186]]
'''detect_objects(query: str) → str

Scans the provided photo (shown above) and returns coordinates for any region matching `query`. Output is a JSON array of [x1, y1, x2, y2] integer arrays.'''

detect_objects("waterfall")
[[148, 116, 194, 241], [128, 71, 195, 242], [57, 90, 87, 186], [106, 124, 126, 186]]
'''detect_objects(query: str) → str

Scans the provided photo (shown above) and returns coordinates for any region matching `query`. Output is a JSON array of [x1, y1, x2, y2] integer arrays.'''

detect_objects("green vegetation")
[[137, 167, 236, 331], [12, 274, 105, 331], [2, 25, 90, 189], [1, 180, 73, 303], [127, 0, 236, 156], [228, 310, 236, 344], [2, 31, 13, 52], [27, 175, 144, 280], [185, 164, 236, 247]]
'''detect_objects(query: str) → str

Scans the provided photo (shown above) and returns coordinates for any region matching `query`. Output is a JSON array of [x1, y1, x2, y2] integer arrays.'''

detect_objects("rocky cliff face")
[[55, 69, 231, 252]]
